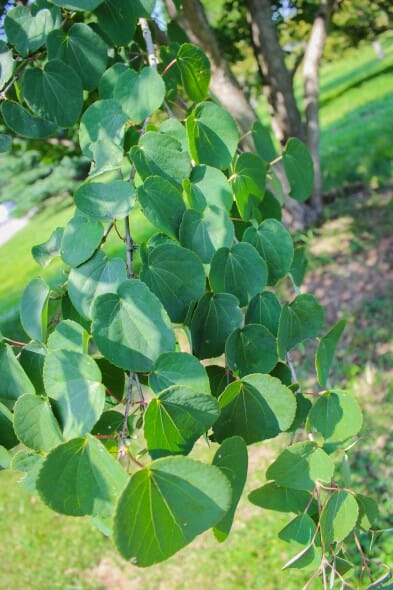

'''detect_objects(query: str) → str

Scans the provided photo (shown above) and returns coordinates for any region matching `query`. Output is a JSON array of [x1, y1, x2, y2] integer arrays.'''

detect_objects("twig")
[[124, 216, 134, 278], [286, 351, 298, 384], [139, 18, 158, 70], [100, 221, 114, 247], [134, 373, 145, 405], [117, 372, 134, 460], [3, 336, 27, 347], [354, 531, 373, 583]]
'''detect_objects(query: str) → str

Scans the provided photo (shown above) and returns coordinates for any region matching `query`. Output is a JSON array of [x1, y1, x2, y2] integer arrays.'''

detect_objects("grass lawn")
[[1, 33, 393, 590]]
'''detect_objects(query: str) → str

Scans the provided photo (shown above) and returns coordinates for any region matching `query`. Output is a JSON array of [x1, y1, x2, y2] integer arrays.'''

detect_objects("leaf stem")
[[117, 371, 135, 461], [3, 336, 27, 347], [124, 216, 134, 279]]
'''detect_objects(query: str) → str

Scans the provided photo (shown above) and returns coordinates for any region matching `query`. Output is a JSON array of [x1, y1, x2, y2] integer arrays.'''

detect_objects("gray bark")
[[245, 0, 306, 145], [303, 0, 335, 214]]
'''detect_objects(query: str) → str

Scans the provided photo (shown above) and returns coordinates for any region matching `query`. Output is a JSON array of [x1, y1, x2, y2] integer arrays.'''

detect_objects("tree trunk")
[[245, 0, 305, 145], [164, 0, 257, 145], [303, 0, 335, 214]]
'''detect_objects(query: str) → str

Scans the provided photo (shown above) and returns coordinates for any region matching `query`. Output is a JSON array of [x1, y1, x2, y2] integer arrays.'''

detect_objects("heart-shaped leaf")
[[149, 352, 210, 395], [225, 324, 278, 377], [60, 212, 104, 266], [114, 67, 166, 124], [137, 177, 186, 239], [74, 180, 136, 222], [13, 394, 63, 452], [278, 294, 324, 359], [179, 206, 234, 264], [245, 291, 281, 336], [184, 165, 233, 212], [1, 101, 57, 138], [5, 6, 55, 56], [176, 43, 211, 102], [307, 389, 363, 444], [283, 138, 314, 202]]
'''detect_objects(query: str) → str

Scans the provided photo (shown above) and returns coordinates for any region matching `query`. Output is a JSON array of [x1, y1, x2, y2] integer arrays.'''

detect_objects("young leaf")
[[32, 227, 63, 267], [186, 102, 239, 170], [137, 177, 186, 239], [140, 242, 206, 323], [249, 482, 314, 514], [316, 319, 346, 388], [60, 212, 104, 266], [213, 374, 296, 444], [282, 138, 314, 202], [176, 43, 211, 102], [212, 436, 248, 542], [307, 389, 363, 445], [68, 251, 128, 320], [114, 456, 231, 566], [20, 278, 50, 342], [245, 291, 281, 336], [37, 435, 128, 517], [320, 490, 359, 545], [13, 394, 63, 452], [130, 131, 191, 188], [209, 242, 268, 306], [243, 218, 294, 285], [190, 292, 242, 359], [277, 294, 324, 359], [91, 279, 176, 372], [47, 23, 107, 90], [225, 324, 278, 377], [149, 352, 210, 395], [43, 349, 105, 439], [179, 206, 234, 263], [144, 386, 219, 458], [114, 67, 166, 124], [74, 180, 136, 222], [23, 60, 83, 127], [0, 401, 18, 449], [266, 441, 334, 491], [1, 101, 57, 138]]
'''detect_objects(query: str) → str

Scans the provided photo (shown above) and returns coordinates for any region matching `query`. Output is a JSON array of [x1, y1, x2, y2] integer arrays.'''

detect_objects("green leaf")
[[179, 206, 234, 263], [5, 6, 55, 56], [51, 0, 105, 9], [91, 279, 175, 372], [245, 291, 281, 336], [79, 99, 128, 172], [0, 401, 18, 449], [356, 494, 379, 530], [212, 436, 248, 541], [176, 43, 211, 102], [230, 153, 268, 220], [243, 219, 294, 285], [74, 180, 136, 222], [184, 165, 233, 212], [282, 544, 321, 571], [94, 0, 137, 45], [144, 386, 219, 458], [160, 118, 189, 152], [278, 294, 324, 359], [18, 343, 46, 393], [23, 60, 83, 127], [32, 227, 63, 267], [114, 456, 231, 566], [257, 190, 282, 222], [95, 358, 125, 403], [43, 349, 105, 439], [13, 394, 63, 452], [0, 446, 11, 470], [251, 121, 276, 162], [149, 352, 210, 395], [206, 365, 231, 398], [225, 324, 278, 377], [213, 374, 296, 445], [0, 134, 11, 152], [37, 435, 128, 517], [279, 513, 317, 546], [307, 390, 363, 444], [282, 138, 314, 202], [0, 40, 15, 91], [60, 212, 103, 266], [186, 102, 239, 170], [316, 320, 346, 388], [130, 131, 191, 188], [137, 177, 186, 239], [114, 67, 165, 124], [31, 0, 62, 25], [290, 246, 308, 287], [1, 101, 57, 138], [47, 320, 89, 354], [0, 342, 34, 408], [12, 450, 44, 494], [47, 23, 107, 91], [92, 410, 131, 436], [140, 243, 205, 323], [320, 490, 359, 545], [249, 482, 314, 514], [99, 63, 128, 99], [266, 441, 334, 491], [68, 250, 128, 320], [20, 278, 50, 342], [209, 242, 268, 306], [190, 292, 242, 359]]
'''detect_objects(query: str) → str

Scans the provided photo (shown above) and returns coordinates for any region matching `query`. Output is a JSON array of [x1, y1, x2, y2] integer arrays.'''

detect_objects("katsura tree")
[[0, 2, 390, 587]]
